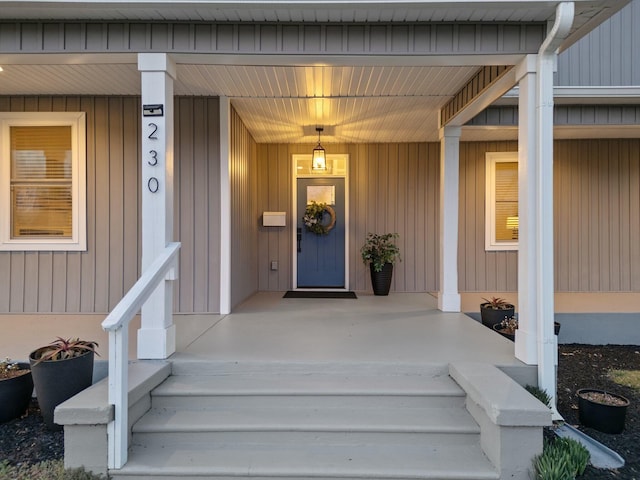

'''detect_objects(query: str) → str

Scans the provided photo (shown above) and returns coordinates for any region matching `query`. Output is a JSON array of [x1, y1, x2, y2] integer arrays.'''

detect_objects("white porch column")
[[219, 97, 232, 315], [137, 53, 177, 359], [515, 2, 574, 414], [515, 55, 539, 365], [438, 126, 461, 312]]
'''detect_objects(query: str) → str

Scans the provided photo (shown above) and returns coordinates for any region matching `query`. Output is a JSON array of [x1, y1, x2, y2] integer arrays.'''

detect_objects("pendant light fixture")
[[312, 126, 326, 171]]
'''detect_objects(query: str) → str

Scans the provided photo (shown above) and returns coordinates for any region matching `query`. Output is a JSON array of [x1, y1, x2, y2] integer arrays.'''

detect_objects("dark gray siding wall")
[[0, 22, 545, 57], [557, 0, 640, 86], [0, 96, 222, 314], [469, 105, 640, 127]]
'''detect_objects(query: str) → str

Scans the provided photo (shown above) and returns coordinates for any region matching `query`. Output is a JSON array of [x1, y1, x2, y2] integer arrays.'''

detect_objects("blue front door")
[[297, 178, 345, 288]]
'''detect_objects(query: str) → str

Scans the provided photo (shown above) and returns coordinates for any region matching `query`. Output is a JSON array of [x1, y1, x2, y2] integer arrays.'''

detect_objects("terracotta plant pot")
[[577, 388, 629, 434], [0, 363, 34, 424]]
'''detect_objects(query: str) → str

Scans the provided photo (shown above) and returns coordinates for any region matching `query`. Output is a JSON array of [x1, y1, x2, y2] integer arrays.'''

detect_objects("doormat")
[[283, 291, 357, 299]]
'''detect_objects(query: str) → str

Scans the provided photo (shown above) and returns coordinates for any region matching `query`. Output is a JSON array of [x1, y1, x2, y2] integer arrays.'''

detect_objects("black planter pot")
[[29, 351, 94, 431], [480, 303, 515, 329], [370, 263, 393, 296], [0, 363, 34, 424], [493, 324, 515, 342], [577, 388, 629, 434]]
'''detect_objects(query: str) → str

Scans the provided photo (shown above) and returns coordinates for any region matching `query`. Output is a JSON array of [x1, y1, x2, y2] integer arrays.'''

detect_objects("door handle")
[[297, 228, 302, 252]]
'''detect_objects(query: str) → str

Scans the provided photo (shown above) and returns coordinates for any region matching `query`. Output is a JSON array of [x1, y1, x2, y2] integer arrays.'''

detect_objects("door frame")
[[292, 154, 349, 291]]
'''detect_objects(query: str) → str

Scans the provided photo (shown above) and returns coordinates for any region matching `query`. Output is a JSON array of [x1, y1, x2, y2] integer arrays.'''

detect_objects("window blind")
[[494, 161, 518, 241], [10, 126, 73, 238]]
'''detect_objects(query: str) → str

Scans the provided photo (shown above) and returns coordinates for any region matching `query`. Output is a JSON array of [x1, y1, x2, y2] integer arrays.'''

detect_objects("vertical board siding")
[[256, 142, 440, 293], [554, 139, 640, 292], [230, 106, 259, 309], [174, 97, 222, 314], [458, 141, 520, 293], [459, 139, 640, 293], [557, 1, 640, 86], [0, 96, 223, 314]]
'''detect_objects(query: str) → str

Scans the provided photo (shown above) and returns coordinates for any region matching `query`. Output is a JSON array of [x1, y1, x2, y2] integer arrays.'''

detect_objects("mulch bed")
[[556, 344, 640, 479], [1, 344, 638, 479]]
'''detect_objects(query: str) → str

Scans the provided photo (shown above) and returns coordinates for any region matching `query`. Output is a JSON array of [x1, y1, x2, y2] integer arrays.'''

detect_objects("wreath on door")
[[303, 201, 336, 235]]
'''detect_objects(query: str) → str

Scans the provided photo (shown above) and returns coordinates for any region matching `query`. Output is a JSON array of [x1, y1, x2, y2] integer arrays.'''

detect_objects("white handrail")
[[101, 242, 180, 469]]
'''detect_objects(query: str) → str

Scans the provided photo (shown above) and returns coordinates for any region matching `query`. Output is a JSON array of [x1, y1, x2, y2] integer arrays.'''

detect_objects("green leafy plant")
[[31, 337, 99, 365], [481, 297, 513, 309], [0, 357, 29, 380], [525, 385, 552, 408], [360, 233, 401, 272], [533, 437, 590, 480]]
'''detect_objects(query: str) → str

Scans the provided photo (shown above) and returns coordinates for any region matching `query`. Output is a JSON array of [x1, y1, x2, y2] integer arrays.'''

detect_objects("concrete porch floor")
[[172, 292, 532, 378]]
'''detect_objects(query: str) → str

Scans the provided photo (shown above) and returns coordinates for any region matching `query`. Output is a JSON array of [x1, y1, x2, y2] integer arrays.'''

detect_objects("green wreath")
[[303, 201, 336, 235]]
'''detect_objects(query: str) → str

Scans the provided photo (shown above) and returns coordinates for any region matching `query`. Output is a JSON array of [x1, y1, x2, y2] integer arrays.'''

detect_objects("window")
[[0, 112, 86, 251], [485, 152, 518, 251]]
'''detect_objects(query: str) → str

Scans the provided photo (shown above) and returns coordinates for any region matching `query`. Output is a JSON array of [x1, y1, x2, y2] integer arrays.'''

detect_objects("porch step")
[[111, 368, 498, 480]]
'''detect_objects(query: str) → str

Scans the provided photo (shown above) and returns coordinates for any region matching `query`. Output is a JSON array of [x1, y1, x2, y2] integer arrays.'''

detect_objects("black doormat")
[[283, 291, 357, 299]]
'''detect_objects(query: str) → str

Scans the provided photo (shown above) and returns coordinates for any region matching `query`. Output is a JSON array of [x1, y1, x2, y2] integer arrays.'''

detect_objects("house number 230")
[[147, 123, 160, 193]]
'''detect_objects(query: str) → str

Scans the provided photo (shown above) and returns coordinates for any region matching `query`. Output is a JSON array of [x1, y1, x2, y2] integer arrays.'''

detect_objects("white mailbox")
[[263, 212, 286, 227]]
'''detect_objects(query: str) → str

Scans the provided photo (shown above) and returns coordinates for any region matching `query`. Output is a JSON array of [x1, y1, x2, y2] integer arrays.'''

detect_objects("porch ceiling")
[[0, 61, 484, 143], [0, 0, 631, 144]]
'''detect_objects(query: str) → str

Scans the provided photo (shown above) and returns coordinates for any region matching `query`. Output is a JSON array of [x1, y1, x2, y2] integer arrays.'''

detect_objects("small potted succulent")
[[0, 358, 34, 423], [360, 233, 401, 296], [480, 296, 515, 329], [29, 337, 99, 430], [493, 316, 518, 341]]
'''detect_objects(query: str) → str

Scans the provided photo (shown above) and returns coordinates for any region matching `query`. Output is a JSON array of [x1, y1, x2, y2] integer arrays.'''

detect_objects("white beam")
[[437, 125, 461, 312], [515, 55, 539, 365]]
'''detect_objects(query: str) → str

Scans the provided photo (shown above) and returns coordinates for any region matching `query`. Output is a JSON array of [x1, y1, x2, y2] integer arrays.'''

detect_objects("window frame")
[[485, 151, 518, 252], [0, 112, 86, 251]]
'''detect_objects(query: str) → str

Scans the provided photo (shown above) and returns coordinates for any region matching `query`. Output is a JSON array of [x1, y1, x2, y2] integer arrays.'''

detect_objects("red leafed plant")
[[31, 337, 99, 365], [481, 297, 513, 309]]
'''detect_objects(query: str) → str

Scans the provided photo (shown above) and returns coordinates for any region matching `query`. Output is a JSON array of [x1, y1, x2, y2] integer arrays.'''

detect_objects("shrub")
[[533, 437, 590, 480], [0, 459, 106, 480]]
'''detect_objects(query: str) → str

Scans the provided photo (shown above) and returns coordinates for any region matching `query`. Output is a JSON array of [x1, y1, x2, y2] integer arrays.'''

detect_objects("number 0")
[[148, 177, 159, 193]]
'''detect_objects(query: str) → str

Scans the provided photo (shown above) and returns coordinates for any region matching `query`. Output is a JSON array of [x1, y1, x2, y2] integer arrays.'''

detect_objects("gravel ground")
[[1, 344, 638, 478]]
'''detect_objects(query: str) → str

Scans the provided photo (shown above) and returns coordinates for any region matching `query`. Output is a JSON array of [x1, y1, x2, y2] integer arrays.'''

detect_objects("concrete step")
[[152, 371, 465, 408], [110, 441, 499, 480], [134, 405, 479, 435], [112, 369, 497, 480]]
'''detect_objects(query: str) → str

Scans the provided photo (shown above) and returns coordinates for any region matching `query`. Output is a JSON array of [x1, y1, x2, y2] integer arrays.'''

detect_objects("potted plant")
[[493, 316, 518, 341], [360, 233, 401, 296], [0, 358, 33, 423], [577, 388, 630, 434], [29, 337, 99, 431], [480, 297, 515, 329]]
